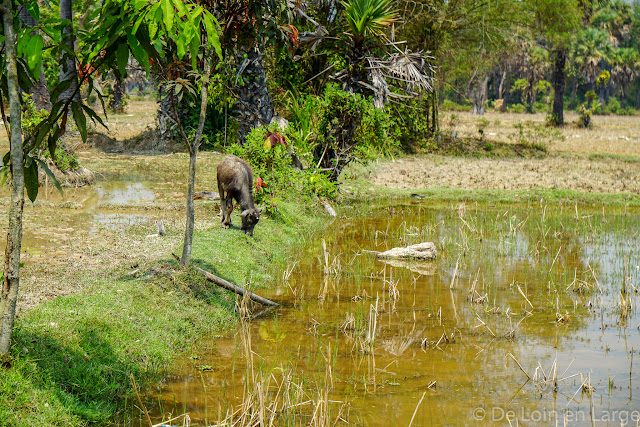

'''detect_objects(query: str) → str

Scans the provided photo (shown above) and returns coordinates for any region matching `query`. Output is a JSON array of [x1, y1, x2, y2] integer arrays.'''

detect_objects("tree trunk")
[[233, 44, 274, 143], [550, 47, 566, 126], [59, 0, 80, 104], [109, 77, 125, 113], [180, 61, 211, 266], [497, 70, 507, 99], [18, 7, 51, 111], [502, 78, 511, 112], [571, 75, 578, 106], [0, 0, 26, 357], [156, 82, 180, 148], [181, 150, 197, 266], [598, 59, 607, 106], [471, 76, 489, 115]]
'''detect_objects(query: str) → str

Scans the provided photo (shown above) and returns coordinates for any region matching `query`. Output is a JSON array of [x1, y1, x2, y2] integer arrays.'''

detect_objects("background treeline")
[[418, 0, 640, 117]]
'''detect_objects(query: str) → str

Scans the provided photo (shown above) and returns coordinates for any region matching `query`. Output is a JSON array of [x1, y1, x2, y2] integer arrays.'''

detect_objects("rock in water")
[[376, 242, 437, 260]]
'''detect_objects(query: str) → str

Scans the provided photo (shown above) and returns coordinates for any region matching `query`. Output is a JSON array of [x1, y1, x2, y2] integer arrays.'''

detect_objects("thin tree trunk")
[[156, 82, 180, 148], [498, 70, 507, 99], [571, 75, 578, 106], [109, 77, 125, 113], [0, 0, 26, 357], [181, 150, 197, 266], [480, 76, 489, 113], [59, 0, 80, 104], [471, 76, 489, 115], [233, 44, 274, 143], [180, 61, 212, 266], [526, 73, 534, 114], [551, 47, 566, 126], [598, 59, 606, 105]]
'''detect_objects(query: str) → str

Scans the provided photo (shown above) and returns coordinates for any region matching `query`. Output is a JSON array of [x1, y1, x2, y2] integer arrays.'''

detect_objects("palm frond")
[[340, 0, 398, 45], [365, 49, 436, 108]]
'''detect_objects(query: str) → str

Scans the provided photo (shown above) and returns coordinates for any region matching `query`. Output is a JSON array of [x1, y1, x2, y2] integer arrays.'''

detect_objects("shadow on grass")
[[13, 323, 138, 421], [8, 268, 237, 424]]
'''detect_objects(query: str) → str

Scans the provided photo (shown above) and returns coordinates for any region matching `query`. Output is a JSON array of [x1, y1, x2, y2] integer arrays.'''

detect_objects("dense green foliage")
[[228, 125, 337, 208]]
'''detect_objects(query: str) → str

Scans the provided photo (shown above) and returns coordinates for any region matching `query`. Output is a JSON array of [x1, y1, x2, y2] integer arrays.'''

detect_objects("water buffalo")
[[216, 155, 263, 236]]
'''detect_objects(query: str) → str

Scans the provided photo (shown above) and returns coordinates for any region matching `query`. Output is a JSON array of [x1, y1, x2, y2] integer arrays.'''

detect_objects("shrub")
[[227, 125, 337, 209], [389, 96, 437, 151], [21, 94, 49, 138], [285, 90, 320, 154], [315, 85, 397, 180], [507, 104, 526, 114], [532, 101, 549, 113], [477, 118, 490, 139], [577, 104, 592, 128], [49, 148, 80, 173], [603, 97, 619, 114], [618, 107, 637, 116], [440, 99, 472, 112]]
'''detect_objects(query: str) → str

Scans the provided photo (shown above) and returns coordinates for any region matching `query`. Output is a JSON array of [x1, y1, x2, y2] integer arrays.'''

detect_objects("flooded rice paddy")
[[140, 201, 640, 426]]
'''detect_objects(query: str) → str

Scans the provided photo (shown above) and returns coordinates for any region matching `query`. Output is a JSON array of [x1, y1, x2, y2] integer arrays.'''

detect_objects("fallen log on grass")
[[196, 266, 280, 307], [172, 254, 279, 307]]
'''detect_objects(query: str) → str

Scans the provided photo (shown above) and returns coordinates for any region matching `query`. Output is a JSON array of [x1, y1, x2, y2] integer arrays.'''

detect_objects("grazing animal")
[[216, 155, 263, 236]]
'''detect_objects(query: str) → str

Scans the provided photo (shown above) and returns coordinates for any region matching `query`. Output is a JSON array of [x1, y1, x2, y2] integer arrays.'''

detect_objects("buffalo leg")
[[222, 195, 234, 229]]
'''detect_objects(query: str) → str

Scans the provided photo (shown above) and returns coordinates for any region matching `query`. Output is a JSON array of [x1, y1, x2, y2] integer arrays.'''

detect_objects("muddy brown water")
[[135, 201, 640, 426]]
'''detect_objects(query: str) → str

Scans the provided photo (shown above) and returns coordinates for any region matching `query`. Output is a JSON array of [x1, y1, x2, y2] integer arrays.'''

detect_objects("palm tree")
[[610, 47, 640, 108], [340, 0, 398, 95], [570, 27, 613, 90], [591, 0, 633, 47], [207, 0, 279, 143], [333, 0, 434, 107]]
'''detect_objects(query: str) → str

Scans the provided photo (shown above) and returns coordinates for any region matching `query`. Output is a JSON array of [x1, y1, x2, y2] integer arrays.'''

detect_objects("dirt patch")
[[370, 154, 640, 194], [88, 129, 184, 154], [445, 111, 640, 156]]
